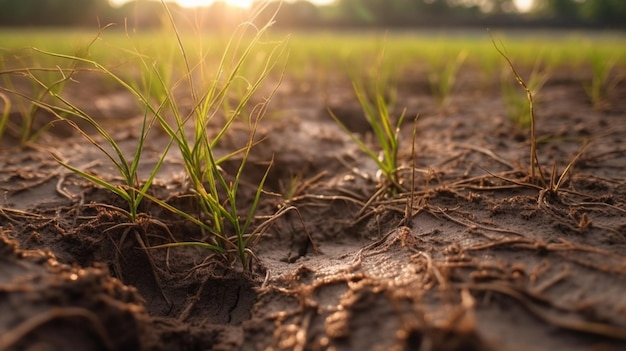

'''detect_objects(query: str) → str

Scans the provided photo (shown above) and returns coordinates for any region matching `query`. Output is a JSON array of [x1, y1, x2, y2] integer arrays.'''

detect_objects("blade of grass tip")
[[32, 49, 158, 118], [211, 43, 289, 148], [352, 80, 376, 125], [148, 66, 193, 157], [211, 9, 286, 147], [207, 41, 273, 147], [354, 83, 393, 170], [240, 57, 286, 237], [159, 0, 198, 105], [208, 38, 287, 162], [189, 3, 276, 135]]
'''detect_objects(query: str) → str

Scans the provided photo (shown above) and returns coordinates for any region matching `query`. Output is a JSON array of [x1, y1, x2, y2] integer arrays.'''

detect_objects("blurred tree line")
[[0, 0, 624, 28]]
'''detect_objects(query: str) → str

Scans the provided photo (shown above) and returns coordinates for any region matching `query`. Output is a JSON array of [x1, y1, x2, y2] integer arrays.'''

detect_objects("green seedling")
[[585, 52, 619, 110], [328, 41, 407, 194], [8, 33, 179, 298], [9, 1, 287, 269], [0, 92, 10, 142], [22, 59, 170, 224], [330, 78, 406, 192], [4, 24, 174, 225], [428, 50, 467, 108], [0, 53, 77, 144], [138, 1, 289, 268]]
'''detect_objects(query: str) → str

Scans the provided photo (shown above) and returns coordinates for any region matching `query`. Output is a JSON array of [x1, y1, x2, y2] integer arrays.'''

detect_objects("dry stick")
[[455, 143, 516, 170], [290, 171, 328, 198], [478, 164, 543, 191], [553, 141, 590, 192], [431, 206, 526, 237], [0, 207, 47, 223], [465, 237, 535, 251], [356, 185, 390, 218], [467, 237, 626, 274], [567, 201, 626, 214], [0, 307, 115, 351], [531, 267, 571, 294], [460, 282, 626, 340], [251, 205, 319, 255], [490, 34, 541, 183], [289, 193, 366, 207], [0, 172, 57, 193]]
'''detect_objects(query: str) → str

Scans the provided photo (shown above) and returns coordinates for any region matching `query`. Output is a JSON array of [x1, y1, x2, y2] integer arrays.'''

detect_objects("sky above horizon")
[[109, 0, 534, 12]]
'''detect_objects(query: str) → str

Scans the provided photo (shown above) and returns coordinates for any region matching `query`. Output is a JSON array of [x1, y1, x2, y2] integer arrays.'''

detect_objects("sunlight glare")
[[176, 0, 253, 8], [110, 0, 337, 9], [514, 0, 533, 12]]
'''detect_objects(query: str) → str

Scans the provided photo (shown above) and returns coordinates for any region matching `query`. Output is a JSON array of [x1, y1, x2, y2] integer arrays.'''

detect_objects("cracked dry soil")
[[1, 66, 626, 351]]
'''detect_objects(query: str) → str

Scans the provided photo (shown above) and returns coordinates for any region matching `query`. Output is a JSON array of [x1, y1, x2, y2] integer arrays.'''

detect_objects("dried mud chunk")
[[325, 309, 350, 339], [0, 243, 154, 351], [0, 233, 18, 257]]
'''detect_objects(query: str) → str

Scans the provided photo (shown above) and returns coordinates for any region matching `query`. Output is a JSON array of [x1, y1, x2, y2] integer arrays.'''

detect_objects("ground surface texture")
[[1, 67, 626, 351]]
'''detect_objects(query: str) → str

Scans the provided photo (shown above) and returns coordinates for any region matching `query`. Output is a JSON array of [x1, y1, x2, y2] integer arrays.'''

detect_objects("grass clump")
[[8, 25, 172, 224], [139, 2, 289, 268], [1, 2, 287, 269], [0, 50, 79, 144], [428, 50, 467, 108], [585, 51, 620, 110], [330, 77, 406, 193]]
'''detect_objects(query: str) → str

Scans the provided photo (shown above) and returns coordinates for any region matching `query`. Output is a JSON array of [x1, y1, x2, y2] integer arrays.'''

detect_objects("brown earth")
[[1, 65, 626, 351]]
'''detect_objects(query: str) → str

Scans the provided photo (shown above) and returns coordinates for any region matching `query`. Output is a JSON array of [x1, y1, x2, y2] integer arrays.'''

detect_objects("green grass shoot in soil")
[[0, 2, 288, 269], [1, 23, 625, 269]]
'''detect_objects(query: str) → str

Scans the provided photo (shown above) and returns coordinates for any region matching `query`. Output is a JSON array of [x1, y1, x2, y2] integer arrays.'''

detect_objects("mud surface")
[[1, 65, 626, 350]]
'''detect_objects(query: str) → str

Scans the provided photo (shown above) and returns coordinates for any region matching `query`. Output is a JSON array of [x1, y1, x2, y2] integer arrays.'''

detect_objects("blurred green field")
[[2, 28, 625, 78]]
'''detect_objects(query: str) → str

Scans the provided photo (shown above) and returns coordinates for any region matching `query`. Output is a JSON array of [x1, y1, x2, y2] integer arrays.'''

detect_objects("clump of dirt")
[[1, 65, 626, 350], [0, 234, 155, 350]]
